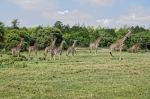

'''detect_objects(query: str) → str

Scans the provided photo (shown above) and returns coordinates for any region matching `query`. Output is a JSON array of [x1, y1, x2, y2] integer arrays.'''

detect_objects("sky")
[[0, 0, 150, 28]]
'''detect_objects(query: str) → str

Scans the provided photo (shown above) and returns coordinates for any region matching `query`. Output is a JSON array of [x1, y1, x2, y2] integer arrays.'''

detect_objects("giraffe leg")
[[72, 51, 74, 56], [53, 55, 56, 61], [18, 51, 20, 57], [89, 47, 92, 53], [66, 52, 68, 56], [131, 49, 133, 53], [45, 50, 49, 60], [75, 49, 77, 55], [109, 49, 114, 58], [59, 55, 61, 60], [51, 53, 53, 60], [66, 50, 70, 56], [14, 51, 17, 57], [50, 55, 53, 60], [12, 50, 14, 56], [109, 51, 114, 60], [95, 48, 98, 55], [35, 50, 37, 56], [29, 50, 31, 57], [14, 50, 17, 57], [119, 48, 122, 60], [18, 53, 19, 57]]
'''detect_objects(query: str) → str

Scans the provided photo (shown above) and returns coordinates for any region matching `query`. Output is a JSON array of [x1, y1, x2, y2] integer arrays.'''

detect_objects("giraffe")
[[11, 38, 24, 57], [89, 37, 101, 54], [128, 43, 140, 53], [51, 40, 66, 60], [28, 42, 38, 57], [66, 40, 77, 56], [44, 37, 57, 59], [109, 30, 131, 60]]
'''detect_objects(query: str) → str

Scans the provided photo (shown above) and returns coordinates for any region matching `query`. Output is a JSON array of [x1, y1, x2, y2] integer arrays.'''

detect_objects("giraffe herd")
[[11, 30, 142, 60]]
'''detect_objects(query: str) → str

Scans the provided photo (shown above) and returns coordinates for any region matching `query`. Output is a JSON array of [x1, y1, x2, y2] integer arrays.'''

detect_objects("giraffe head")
[[62, 40, 67, 44], [20, 38, 25, 44], [73, 40, 78, 43], [16, 38, 24, 48], [53, 37, 57, 41], [72, 40, 78, 46], [20, 38, 24, 41], [34, 42, 38, 47]]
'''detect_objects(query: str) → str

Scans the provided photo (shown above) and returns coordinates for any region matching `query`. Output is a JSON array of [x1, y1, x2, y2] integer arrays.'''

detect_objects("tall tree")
[[53, 21, 63, 31], [11, 19, 19, 29], [0, 22, 5, 40]]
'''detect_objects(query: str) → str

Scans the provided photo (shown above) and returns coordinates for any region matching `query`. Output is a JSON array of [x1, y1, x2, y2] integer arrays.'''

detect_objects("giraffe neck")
[[95, 39, 100, 45], [33, 43, 37, 48], [72, 42, 76, 48], [17, 41, 23, 48], [59, 41, 64, 49], [122, 31, 131, 42], [118, 31, 130, 44], [51, 39, 56, 49], [122, 36, 127, 43]]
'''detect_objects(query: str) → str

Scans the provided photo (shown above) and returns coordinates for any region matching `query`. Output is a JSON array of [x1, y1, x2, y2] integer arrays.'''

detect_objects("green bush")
[[0, 20, 149, 50]]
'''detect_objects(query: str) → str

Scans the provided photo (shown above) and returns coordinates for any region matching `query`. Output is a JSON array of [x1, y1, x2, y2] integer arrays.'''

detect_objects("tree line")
[[0, 19, 150, 51]]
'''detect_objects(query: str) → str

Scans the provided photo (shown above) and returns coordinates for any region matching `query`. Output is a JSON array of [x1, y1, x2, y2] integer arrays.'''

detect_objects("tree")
[[0, 22, 5, 48], [0, 22, 5, 41], [62, 24, 70, 33], [131, 26, 146, 33], [11, 19, 19, 29], [53, 21, 63, 31], [0, 20, 150, 50]]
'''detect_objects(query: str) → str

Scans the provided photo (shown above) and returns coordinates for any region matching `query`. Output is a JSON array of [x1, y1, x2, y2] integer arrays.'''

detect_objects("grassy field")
[[0, 48, 150, 99]]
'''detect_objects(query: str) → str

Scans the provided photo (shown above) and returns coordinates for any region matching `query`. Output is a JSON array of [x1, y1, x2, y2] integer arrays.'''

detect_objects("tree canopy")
[[0, 20, 150, 50]]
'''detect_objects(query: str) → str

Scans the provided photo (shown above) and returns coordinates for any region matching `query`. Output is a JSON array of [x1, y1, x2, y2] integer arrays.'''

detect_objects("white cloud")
[[117, 6, 150, 27], [43, 10, 93, 25], [8, 0, 150, 28], [88, 0, 114, 6], [96, 18, 113, 27], [10, 0, 93, 26], [10, 0, 56, 10], [10, 0, 42, 9], [96, 6, 150, 28], [119, 14, 150, 22], [57, 10, 69, 15], [78, 0, 121, 6]]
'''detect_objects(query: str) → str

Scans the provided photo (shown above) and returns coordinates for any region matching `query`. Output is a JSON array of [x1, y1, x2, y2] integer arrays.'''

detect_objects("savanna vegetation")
[[0, 19, 150, 99], [0, 19, 150, 51], [0, 49, 150, 99]]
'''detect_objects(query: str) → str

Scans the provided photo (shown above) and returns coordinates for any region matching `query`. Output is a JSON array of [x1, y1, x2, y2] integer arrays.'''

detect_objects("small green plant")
[[0, 58, 15, 68], [13, 62, 28, 68], [13, 55, 28, 61]]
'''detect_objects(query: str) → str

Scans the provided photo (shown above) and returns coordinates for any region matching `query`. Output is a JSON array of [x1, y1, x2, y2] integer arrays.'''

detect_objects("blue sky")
[[0, 0, 150, 28]]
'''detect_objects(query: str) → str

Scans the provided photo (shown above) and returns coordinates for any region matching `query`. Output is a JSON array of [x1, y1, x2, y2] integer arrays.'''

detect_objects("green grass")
[[0, 48, 150, 99]]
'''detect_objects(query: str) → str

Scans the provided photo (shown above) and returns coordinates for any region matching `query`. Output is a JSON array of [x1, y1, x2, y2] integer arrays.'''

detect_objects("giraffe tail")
[[109, 51, 114, 57], [89, 47, 92, 53], [66, 52, 68, 56], [44, 51, 47, 58]]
